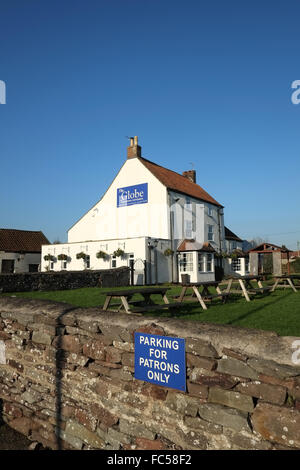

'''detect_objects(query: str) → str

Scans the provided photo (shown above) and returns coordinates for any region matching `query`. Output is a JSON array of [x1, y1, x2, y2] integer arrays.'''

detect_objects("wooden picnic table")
[[178, 281, 230, 310], [271, 274, 300, 293], [102, 287, 181, 314], [225, 275, 272, 302]]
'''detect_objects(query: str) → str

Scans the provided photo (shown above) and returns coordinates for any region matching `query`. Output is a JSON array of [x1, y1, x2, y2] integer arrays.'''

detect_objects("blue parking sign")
[[134, 332, 186, 392]]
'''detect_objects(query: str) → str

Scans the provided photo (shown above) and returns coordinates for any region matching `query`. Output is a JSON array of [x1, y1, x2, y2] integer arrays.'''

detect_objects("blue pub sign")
[[134, 332, 186, 392], [117, 183, 148, 208]]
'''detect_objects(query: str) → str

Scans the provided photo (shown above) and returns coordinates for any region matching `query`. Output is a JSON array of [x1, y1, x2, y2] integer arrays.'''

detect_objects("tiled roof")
[[248, 243, 292, 253], [0, 229, 50, 253], [177, 239, 216, 252], [225, 227, 243, 242], [139, 157, 223, 207]]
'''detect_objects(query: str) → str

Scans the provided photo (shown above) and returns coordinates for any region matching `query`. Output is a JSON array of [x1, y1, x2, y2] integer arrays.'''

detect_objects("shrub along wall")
[[0, 297, 300, 450], [0, 266, 130, 293]]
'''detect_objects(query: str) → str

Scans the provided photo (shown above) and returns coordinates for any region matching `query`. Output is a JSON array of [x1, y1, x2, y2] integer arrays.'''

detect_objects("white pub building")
[[41, 137, 226, 284]]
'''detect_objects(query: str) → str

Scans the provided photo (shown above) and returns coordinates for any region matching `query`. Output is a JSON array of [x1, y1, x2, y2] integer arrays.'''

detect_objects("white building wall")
[[223, 257, 249, 276], [41, 237, 174, 284], [68, 158, 169, 243], [170, 192, 225, 252], [41, 237, 148, 273]]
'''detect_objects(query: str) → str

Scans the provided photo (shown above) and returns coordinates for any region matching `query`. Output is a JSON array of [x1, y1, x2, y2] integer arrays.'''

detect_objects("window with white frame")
[[208, 225, 214, 241], [231, 258, 241, 272], [207, 254, 213, 272], [185, 220, 192, 238], [208, 207, 213, 217], [179, 253, 193, 272], [198, 253, 205, 272]]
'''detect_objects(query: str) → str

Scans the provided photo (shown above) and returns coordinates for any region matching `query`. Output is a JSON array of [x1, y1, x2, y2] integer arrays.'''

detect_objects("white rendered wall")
[[170, 192, 225, 252], [224, 257, 248, 276], [41, 237, 148, 273], [68, 158, 169, 243]]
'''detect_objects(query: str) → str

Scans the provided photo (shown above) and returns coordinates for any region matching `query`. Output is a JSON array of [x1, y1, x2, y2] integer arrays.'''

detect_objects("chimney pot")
[[127, 135, 141, 159], [182, 170, 196, 183]]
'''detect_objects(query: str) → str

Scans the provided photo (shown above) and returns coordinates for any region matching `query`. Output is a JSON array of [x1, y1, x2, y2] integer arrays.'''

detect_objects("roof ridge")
[[0, 228, 43, 233], [140, 157, 200, 186], [138, 156, 223, 207]]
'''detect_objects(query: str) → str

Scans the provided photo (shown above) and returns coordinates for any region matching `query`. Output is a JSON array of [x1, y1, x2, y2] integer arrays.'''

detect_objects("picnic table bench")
[[225, 275, 272, 302], [271, 274, 300, 293], [102, 287, 181, 314], [178, 281, 230, 310]]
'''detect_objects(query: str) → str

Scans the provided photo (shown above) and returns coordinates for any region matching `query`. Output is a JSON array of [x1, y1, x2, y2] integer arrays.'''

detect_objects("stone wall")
[[0, 297, 300, 450], [0, 267, 130, 293]]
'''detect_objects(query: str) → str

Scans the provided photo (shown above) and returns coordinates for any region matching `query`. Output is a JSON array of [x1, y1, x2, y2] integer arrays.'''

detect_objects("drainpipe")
[[217, 208, 223, 269], [147, 241, 152, 285], [169, 193, 174, 283]]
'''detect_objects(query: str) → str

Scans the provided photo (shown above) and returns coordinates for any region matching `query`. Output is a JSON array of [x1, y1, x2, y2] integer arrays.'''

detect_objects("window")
[[208, 207, 213, 217], [231, 241, 237, 251], [208, 225, 214, 241], [179, 253, 193, 272], [207, 254, 213, 272], [112, 256, 117, 268], [245, 258, 249, 272], [128, 254, 134, 269], [198, 253, 205, 272], [185, 220, 192, 238], [85, 255, 90, 269], [28, 264, 39, 272], [231, 258, 241, 272], [50, 262, 54, 270], [62, 260, 67, 269], [1, 260, 15, 273]]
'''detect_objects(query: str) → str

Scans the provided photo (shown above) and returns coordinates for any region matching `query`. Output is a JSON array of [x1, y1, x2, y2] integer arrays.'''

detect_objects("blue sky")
[[1, 0, 300, 249]]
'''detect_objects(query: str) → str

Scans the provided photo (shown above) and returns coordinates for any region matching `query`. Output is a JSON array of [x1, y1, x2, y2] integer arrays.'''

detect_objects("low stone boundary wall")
[[0, 267, 130, 293], [0, 297, 300, 450]]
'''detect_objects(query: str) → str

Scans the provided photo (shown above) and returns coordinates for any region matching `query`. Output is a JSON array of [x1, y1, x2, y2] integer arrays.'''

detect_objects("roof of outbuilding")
[[248, 243, 292, 253], [139, 157, 223, 207], [0, 229, 50, 253]]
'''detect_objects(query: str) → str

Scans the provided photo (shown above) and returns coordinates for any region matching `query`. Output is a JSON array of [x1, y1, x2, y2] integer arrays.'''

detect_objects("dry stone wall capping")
[[0, 297, 300, 450], [0, 266, 130, 293]]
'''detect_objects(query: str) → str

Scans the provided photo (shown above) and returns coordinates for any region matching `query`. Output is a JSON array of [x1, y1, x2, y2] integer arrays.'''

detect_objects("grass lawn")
[[1, 283, 300, 337]]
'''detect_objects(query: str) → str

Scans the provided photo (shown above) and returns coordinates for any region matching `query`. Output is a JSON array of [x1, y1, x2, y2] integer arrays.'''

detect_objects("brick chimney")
[[182, 170, 196, 183], [127, 136, 141, 159]]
